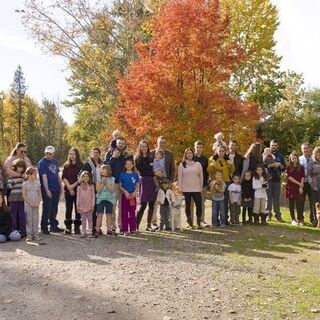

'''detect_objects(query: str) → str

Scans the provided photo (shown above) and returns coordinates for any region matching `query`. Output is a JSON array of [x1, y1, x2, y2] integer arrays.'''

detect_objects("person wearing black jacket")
[[0, 192, 21, 243], [227, 140, 243, 177], [241, 171, 254, 224]]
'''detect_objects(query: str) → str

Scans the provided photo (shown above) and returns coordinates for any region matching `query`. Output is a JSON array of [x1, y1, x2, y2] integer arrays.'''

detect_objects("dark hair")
[[182, 148, 195, 168], [79, 171, 93, 185], [232, 173, 241, 179], [136, 140, 150, 159], [10, 142, 27, 156], [215, 170, 223, 176], [100, 164, 112, 177], [64, 147, 83, 169], [0, 192, 9, 213], [288, 152, 301, 171], [244, 143, 262, 162], [155, 149, 165, 157], [89, 147, 102, 164], [270, 140, 279, 145], [124, 158, 135, 172], [229, 140, 238, 145], [194, 140, 204, 146], [12, 158, 26, 173], [253, 164, 270, 181]]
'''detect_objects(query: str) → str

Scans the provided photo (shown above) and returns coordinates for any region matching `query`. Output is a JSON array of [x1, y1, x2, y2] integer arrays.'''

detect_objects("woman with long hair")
[[135, 140, 157, 231], [62, 147, 83, 234], [241, 143, 263, 178], [178, 148, 203, 228]]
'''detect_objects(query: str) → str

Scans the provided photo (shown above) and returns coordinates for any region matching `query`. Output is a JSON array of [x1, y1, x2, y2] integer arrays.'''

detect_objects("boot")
[[74, 219, 81, 235], [253, 214, 259, 225], [187, 217, 194, 228], [64, 219, 72, 234], [260, 213, 268, 226]]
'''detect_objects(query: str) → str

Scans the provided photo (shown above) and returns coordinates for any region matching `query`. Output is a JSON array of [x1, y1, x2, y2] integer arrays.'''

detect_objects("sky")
[[0, 0, 320, 125]]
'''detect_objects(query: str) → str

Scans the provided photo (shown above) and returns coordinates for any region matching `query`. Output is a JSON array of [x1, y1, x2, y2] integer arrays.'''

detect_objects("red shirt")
[[286, 165, 304, 199]]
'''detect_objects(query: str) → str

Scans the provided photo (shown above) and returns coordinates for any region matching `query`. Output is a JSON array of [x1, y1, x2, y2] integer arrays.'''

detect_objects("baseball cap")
[[45, 146, 55, 154]]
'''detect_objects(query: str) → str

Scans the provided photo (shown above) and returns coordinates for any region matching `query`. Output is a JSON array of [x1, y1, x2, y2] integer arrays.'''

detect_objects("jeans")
[[10, 201, 26, 235], [25, 204, 39, 237], [212, 200, 226, 226], [184, 192, 202, 220], [230, 203, 241, 224], [0, 231, 21, 243], [65, 192, 81, 228], [266, 181, 281, 219], [288, 198, 304, 221], [41, 190, 60, 231], [224, 182, 231, 221], [159, 203, 171, 230], [303, 183, 315, 222]]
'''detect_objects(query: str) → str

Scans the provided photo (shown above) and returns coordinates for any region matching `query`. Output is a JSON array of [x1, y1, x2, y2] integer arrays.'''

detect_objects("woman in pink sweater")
[[178, 148, 203, 229]]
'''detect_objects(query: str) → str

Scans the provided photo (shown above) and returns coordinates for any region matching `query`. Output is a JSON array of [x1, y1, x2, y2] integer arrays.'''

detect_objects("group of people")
[[0, 131, 319, 243]]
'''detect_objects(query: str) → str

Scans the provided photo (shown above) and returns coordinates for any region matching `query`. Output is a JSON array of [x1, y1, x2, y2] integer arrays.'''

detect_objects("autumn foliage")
[[113, 0, 260, 154]]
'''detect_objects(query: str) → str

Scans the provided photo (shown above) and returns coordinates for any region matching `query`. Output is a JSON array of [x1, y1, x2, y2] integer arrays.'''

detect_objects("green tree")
[[10, 65, 27, 141]]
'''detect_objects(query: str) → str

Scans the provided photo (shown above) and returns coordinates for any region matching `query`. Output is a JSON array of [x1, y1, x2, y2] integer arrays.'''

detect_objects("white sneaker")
[[291, 220, 298, 225], [200, 221, 208, 228], [34, 235, 42, 241]]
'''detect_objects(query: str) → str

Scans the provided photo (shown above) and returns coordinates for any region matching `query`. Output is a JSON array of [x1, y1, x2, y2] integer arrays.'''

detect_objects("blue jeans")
[[212, 200, 226, 226], [0, 231, 21, 243], [41, 190, 60, 231], [266, 181, 281, 219]]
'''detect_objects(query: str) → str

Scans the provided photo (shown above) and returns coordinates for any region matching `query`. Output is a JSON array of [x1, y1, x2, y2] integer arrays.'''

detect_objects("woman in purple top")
[[62, 148, 83, 234], [135, 140, 157, 231]]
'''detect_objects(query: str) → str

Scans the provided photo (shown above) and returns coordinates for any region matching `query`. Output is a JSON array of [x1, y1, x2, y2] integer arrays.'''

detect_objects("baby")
[[262, 147, 276, 166], [153, 149, 167, 191], [212, 132, 229, 160], [109, 130, 122, 151]]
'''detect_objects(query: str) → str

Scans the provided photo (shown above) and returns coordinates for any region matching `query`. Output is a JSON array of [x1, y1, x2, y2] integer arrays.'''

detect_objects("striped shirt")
[[7, 177, 24, 202]]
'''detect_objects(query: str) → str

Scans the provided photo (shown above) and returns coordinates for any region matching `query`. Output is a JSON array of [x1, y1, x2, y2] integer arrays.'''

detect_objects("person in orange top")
[[208, 146, 235, 223]]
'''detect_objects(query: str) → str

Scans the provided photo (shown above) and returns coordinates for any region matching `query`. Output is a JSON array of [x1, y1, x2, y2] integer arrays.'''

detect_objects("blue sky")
[[0, 0, 320, 124]]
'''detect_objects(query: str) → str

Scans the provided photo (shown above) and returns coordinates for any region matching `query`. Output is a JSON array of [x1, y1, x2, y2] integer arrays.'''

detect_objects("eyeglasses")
[[20, 150, 27, 154], [101, 175, 108, 178]]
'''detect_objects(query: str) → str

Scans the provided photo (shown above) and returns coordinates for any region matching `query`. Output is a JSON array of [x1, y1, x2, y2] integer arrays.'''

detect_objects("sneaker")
[[41, 229, 50, 235], [291, 220, 298, 226], [266, 215, 272, 221], [146, 226, 155, 232], [106, 231, 113, 236], [34, 235, 42, 241], [220, 224, 226, 228], [26, 236, 33, 242], [64, 229, 71, 235], [200, 221, 209, 228], [298, 220, 304, 226]]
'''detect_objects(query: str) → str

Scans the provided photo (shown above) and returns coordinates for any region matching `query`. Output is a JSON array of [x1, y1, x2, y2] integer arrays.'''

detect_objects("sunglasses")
[[20, 150, 27, 154]]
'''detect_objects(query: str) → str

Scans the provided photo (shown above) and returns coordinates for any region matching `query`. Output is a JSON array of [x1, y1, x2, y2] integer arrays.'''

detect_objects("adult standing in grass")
[[241, 143, 263, 178], [264, 140, 286, 222], [62, 148, 83, 234], [307, 146, 320, 227], [299, 143, 316, 226], [227, 140, 243, 177], [178, 148, 204, 228], [38, 146, 63, 234], [286, 153, 305, 226], [135, 140, 157, 231]]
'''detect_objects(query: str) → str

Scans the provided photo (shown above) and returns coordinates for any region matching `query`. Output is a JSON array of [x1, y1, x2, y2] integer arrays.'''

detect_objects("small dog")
[[170, 182, 182, 231], [315, 202, 320, 228]]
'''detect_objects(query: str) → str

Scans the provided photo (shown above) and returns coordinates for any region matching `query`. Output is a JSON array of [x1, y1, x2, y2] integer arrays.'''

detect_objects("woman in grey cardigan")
[[307, 146, 320, 225]]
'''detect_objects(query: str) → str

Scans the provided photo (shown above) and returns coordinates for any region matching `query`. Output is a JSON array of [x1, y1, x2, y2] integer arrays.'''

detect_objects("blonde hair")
[[112, 130, 121, 139], [312, 146, 320, 161], [214, 132, 224, 140]]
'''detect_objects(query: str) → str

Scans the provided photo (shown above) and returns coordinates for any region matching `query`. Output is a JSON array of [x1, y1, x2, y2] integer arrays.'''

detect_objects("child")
[[170, 182, 183, 231], [153, 149, 167, 191], [22, 167, 41, 241], [228, 173, 242, 225], [156, 178, 174, 231], [6, 158, 27, 237], [109, 130, 122, 151], [95, 165, 116, 236], [252, 164, 269, 225], [119, 159, 140, 235], [262, 147, 275, 166], [210, 170, 226, 227], [241, 170, 254, 224], [285, 152, 304, 226], [77, 171, 96, 237], [0, 192, 21, 243], [212, 132, 229, 160]]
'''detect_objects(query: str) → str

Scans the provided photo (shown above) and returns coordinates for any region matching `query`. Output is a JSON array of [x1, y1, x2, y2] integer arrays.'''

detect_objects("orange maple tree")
[[112, 0, 260, 155]]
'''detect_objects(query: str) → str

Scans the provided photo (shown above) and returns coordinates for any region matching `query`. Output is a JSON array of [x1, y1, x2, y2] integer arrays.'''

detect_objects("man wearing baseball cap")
[[38, 146, 63, 234]]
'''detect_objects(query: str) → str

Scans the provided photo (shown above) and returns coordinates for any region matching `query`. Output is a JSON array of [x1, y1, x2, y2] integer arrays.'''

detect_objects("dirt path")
[[1, 201, 320, 320]]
